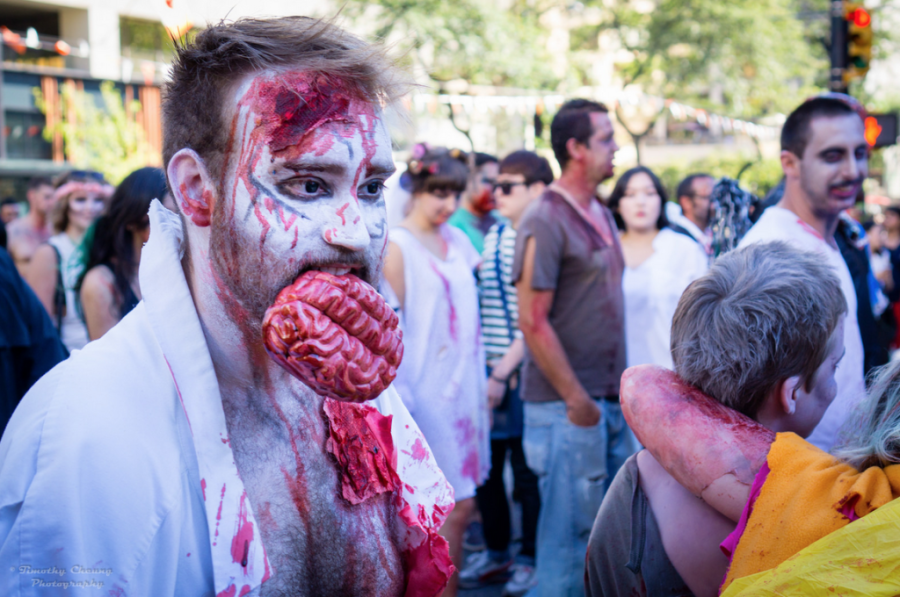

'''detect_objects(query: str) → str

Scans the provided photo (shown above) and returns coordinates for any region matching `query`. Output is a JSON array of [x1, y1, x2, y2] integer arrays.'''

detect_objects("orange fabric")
[[722, 432, 900, 591]]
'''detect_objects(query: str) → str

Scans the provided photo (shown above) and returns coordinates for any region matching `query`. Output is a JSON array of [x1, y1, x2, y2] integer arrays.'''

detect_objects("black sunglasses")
[[493, 181, 527, 195]]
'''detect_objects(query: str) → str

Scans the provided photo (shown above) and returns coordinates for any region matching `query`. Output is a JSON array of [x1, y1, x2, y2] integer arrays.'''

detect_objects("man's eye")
[[305, 181, 320, 193], [360, 181, 384, 198]]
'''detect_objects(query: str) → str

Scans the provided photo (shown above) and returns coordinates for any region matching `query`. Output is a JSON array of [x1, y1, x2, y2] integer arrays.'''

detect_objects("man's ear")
[[778, 375, 802, 416], [168, 148, 216, 227], [565, 138, 584, 165], [781, 149, 801, 181]]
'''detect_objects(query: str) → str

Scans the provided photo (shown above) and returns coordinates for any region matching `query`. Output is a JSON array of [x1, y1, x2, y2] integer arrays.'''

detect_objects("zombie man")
[[0, 18, 453, 597]]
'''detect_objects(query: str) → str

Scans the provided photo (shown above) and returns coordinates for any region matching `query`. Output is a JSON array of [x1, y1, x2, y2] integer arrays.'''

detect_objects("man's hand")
[[487, 377, 506, 409], [566, 393, 601, 427]]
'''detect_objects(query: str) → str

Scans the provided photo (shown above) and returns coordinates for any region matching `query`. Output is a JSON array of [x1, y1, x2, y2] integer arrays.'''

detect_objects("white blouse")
[[623, 227, 709, 370]]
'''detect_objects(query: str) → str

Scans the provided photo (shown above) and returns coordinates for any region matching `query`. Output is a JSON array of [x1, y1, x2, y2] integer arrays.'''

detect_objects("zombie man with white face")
[[739, 95, 869, 453], [0, 18, 454, 597]]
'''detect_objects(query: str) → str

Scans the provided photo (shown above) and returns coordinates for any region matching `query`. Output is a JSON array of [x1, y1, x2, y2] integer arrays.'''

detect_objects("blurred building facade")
[[0, 0, 328, 198]]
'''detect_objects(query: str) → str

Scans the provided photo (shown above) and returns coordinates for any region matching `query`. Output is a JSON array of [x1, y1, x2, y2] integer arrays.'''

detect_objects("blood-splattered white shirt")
[[0, 201, 454, 597]]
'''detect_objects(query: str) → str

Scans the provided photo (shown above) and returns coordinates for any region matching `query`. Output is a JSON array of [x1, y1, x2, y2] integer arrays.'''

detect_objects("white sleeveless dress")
[[389, 225, 490, 501]]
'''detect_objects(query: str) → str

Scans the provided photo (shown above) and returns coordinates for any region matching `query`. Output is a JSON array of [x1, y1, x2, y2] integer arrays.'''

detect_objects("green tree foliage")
[[657, 153, 783, 200], [344, 0, 559, 89], [586, 0, 826, 118], [34, 81, 159, 185]]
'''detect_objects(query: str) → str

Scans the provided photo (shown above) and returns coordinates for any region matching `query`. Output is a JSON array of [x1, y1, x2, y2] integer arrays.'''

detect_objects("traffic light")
[[844, 2, 873, 82], [865, 113, 898, 148]]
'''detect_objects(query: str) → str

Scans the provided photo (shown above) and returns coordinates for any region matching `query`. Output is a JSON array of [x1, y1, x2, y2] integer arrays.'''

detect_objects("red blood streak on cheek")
[[291, 227, 298, 250], [238, 586, 252, 597], [336, 202, 349, 226], [216, 585, 237, 597], [253, 202, 271, 248], [323, 399, 399, 504], [262, 271, 403, 402], [201, 478, 207, 501], [231, 490, 255, 569], [429, 261, 457, 341], [213, 483, 226, 547]]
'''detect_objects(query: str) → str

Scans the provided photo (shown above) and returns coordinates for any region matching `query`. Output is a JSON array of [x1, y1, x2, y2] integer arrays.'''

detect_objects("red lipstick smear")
[[263, 271, 403, 402], [323, 399, 399, 504]]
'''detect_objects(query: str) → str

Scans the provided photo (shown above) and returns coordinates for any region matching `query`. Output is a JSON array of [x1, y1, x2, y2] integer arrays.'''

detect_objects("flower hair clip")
[[427, 162, 439, 174], [411, 142, 429, 160], [408, 159, 423, 175]]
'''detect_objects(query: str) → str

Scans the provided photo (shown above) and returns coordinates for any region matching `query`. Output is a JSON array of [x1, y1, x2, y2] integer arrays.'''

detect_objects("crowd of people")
[[0, 14, 898, 597], [0, 167, 170, 428]]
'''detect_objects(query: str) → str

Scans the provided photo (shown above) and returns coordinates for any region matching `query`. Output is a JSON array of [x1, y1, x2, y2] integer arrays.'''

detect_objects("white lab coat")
[[0, 201, 453, 596]]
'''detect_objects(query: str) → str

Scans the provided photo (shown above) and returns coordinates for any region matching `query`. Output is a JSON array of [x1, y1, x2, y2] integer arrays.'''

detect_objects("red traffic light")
[[851, 7, 871, 28]]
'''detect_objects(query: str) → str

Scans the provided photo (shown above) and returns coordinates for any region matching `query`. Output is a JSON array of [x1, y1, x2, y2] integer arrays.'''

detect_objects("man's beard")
[[208, 201, 382, 332]]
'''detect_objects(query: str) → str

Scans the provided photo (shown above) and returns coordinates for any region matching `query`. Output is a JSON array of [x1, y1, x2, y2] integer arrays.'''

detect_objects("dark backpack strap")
[[49, 243, 66, 332]]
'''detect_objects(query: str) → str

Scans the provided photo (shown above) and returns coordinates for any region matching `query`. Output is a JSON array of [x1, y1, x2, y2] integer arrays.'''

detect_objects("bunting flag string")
[[411, 89, 779, 142]]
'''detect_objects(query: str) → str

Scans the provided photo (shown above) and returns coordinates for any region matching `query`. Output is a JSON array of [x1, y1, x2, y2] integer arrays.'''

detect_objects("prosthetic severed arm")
[[621, 365, 775, 522]]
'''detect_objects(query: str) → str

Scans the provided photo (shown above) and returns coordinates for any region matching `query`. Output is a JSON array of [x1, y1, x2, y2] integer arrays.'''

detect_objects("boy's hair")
[[550, 99, 608, 170], [671, 241, 847, 419], [499, 150, 554, 186], [781, 97, 858, 158], [163, 17, 405, 190]]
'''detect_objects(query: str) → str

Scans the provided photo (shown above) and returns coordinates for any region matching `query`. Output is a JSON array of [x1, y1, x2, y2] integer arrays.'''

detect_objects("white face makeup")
[[67, 193, 106, 233], [206, 70, 396, 326]]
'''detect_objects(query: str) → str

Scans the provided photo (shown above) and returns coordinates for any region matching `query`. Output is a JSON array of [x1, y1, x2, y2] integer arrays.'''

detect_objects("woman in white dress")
[[28, 171, 112, 352], [608, 166, 709, 370], [383, 147, 490, 596]]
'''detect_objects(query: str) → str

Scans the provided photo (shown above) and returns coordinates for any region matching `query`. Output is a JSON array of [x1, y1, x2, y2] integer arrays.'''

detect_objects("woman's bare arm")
[[80, 265, 120, 340]]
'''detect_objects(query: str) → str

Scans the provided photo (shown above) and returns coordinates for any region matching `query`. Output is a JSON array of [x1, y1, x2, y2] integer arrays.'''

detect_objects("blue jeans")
[[522, 399, 638, 597]]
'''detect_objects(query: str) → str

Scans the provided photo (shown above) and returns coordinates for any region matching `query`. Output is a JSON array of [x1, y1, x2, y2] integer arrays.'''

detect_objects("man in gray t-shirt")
[[512, 99, 637, 597]]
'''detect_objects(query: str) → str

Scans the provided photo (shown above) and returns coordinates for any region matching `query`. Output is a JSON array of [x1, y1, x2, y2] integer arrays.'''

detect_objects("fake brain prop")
[[263, 271, 403, 402]]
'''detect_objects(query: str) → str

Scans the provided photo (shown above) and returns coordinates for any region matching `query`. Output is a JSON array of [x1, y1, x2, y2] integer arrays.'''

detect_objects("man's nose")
[[323, 200, 371, 251]]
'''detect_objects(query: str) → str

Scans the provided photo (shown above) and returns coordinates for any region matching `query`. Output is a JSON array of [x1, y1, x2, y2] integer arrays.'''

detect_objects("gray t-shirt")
[[511, 189, 626, 403], [585, 454, 693, 597]]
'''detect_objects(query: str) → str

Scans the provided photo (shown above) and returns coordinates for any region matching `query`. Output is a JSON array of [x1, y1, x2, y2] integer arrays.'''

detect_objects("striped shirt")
[[478, 223, 522, 360]]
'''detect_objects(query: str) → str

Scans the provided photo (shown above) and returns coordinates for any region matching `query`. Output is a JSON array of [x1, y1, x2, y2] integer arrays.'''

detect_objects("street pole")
[[830, 0, 848, 93]]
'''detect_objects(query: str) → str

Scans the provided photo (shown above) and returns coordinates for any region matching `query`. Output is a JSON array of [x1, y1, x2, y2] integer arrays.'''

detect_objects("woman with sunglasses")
[[383, 146, 490, 597], [27, 170, 112, 352], [76, 167, 168, 341], [608, 166, 708, 371]]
